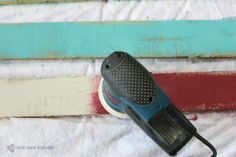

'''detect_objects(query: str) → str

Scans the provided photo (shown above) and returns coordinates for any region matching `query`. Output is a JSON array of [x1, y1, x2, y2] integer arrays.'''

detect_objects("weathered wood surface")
[[0, 72, 235, 117], [0, 0, 99, 5], [0, 20, 236, 59]]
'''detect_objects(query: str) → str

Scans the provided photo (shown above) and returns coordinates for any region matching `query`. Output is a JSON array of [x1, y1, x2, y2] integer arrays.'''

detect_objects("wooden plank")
[[0, 72, 235, 117], [0, 0, 98, 5], [0, 20, 236, 59], [0, 0, 17, 5]]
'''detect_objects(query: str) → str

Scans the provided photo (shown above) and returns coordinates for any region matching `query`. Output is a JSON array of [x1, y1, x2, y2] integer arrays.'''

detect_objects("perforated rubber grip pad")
[[101, 51, 157, 105]]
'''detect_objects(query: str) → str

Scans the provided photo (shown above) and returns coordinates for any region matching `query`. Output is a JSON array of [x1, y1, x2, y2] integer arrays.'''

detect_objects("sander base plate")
[[98, 79, 128, 119]]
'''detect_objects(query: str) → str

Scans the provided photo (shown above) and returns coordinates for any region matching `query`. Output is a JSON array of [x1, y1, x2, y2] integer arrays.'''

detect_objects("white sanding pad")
[[98, 78, 128, 119]]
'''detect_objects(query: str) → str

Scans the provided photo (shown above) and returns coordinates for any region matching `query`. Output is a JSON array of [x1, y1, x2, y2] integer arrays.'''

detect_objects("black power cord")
[[194, 133, 217, 157]]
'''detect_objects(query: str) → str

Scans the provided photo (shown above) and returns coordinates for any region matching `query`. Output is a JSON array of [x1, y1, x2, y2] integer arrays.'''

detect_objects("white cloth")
[[0, 1, 236, 157]]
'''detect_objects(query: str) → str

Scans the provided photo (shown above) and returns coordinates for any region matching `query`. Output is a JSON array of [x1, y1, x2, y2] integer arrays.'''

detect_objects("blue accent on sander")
[[99, 51, 217, 156]]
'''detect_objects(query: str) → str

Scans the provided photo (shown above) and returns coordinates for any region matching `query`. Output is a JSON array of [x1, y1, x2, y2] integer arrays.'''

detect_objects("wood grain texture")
[[0, 72, 235, 117], [0, 77, 95, 117], [0, 0, 98, 5], [0, 20, 236, 59]]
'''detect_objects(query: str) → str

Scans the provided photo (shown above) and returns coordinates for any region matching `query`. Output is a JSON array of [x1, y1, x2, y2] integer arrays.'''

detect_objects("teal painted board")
[[0, 20, 236, 59]]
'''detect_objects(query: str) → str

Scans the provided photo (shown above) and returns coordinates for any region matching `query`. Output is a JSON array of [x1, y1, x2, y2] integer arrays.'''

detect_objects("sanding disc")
[[98, 78, 128, 119]]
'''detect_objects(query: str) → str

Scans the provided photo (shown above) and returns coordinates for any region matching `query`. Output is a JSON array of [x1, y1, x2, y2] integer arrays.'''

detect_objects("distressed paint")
[[0, 77, 95, 117], [0, 0, 94, 5], [0, 72, 235, 117], [0, 20, 236, 59], [0, 0, 16, 4]]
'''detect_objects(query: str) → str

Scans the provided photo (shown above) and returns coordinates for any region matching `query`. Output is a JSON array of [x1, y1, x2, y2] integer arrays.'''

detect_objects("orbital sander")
[[98, 51, 217, 156]]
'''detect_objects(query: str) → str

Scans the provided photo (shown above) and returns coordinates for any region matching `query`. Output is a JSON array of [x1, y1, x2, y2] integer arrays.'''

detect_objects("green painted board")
[[0, 20, 236, 59]]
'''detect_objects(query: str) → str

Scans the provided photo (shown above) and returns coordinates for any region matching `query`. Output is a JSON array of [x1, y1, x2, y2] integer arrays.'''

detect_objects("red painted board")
[[91, 72, 236, 114]]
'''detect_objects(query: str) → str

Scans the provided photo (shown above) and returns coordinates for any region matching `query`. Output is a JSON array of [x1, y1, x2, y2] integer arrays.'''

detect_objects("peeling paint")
[[141, 36, 183, 42]]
